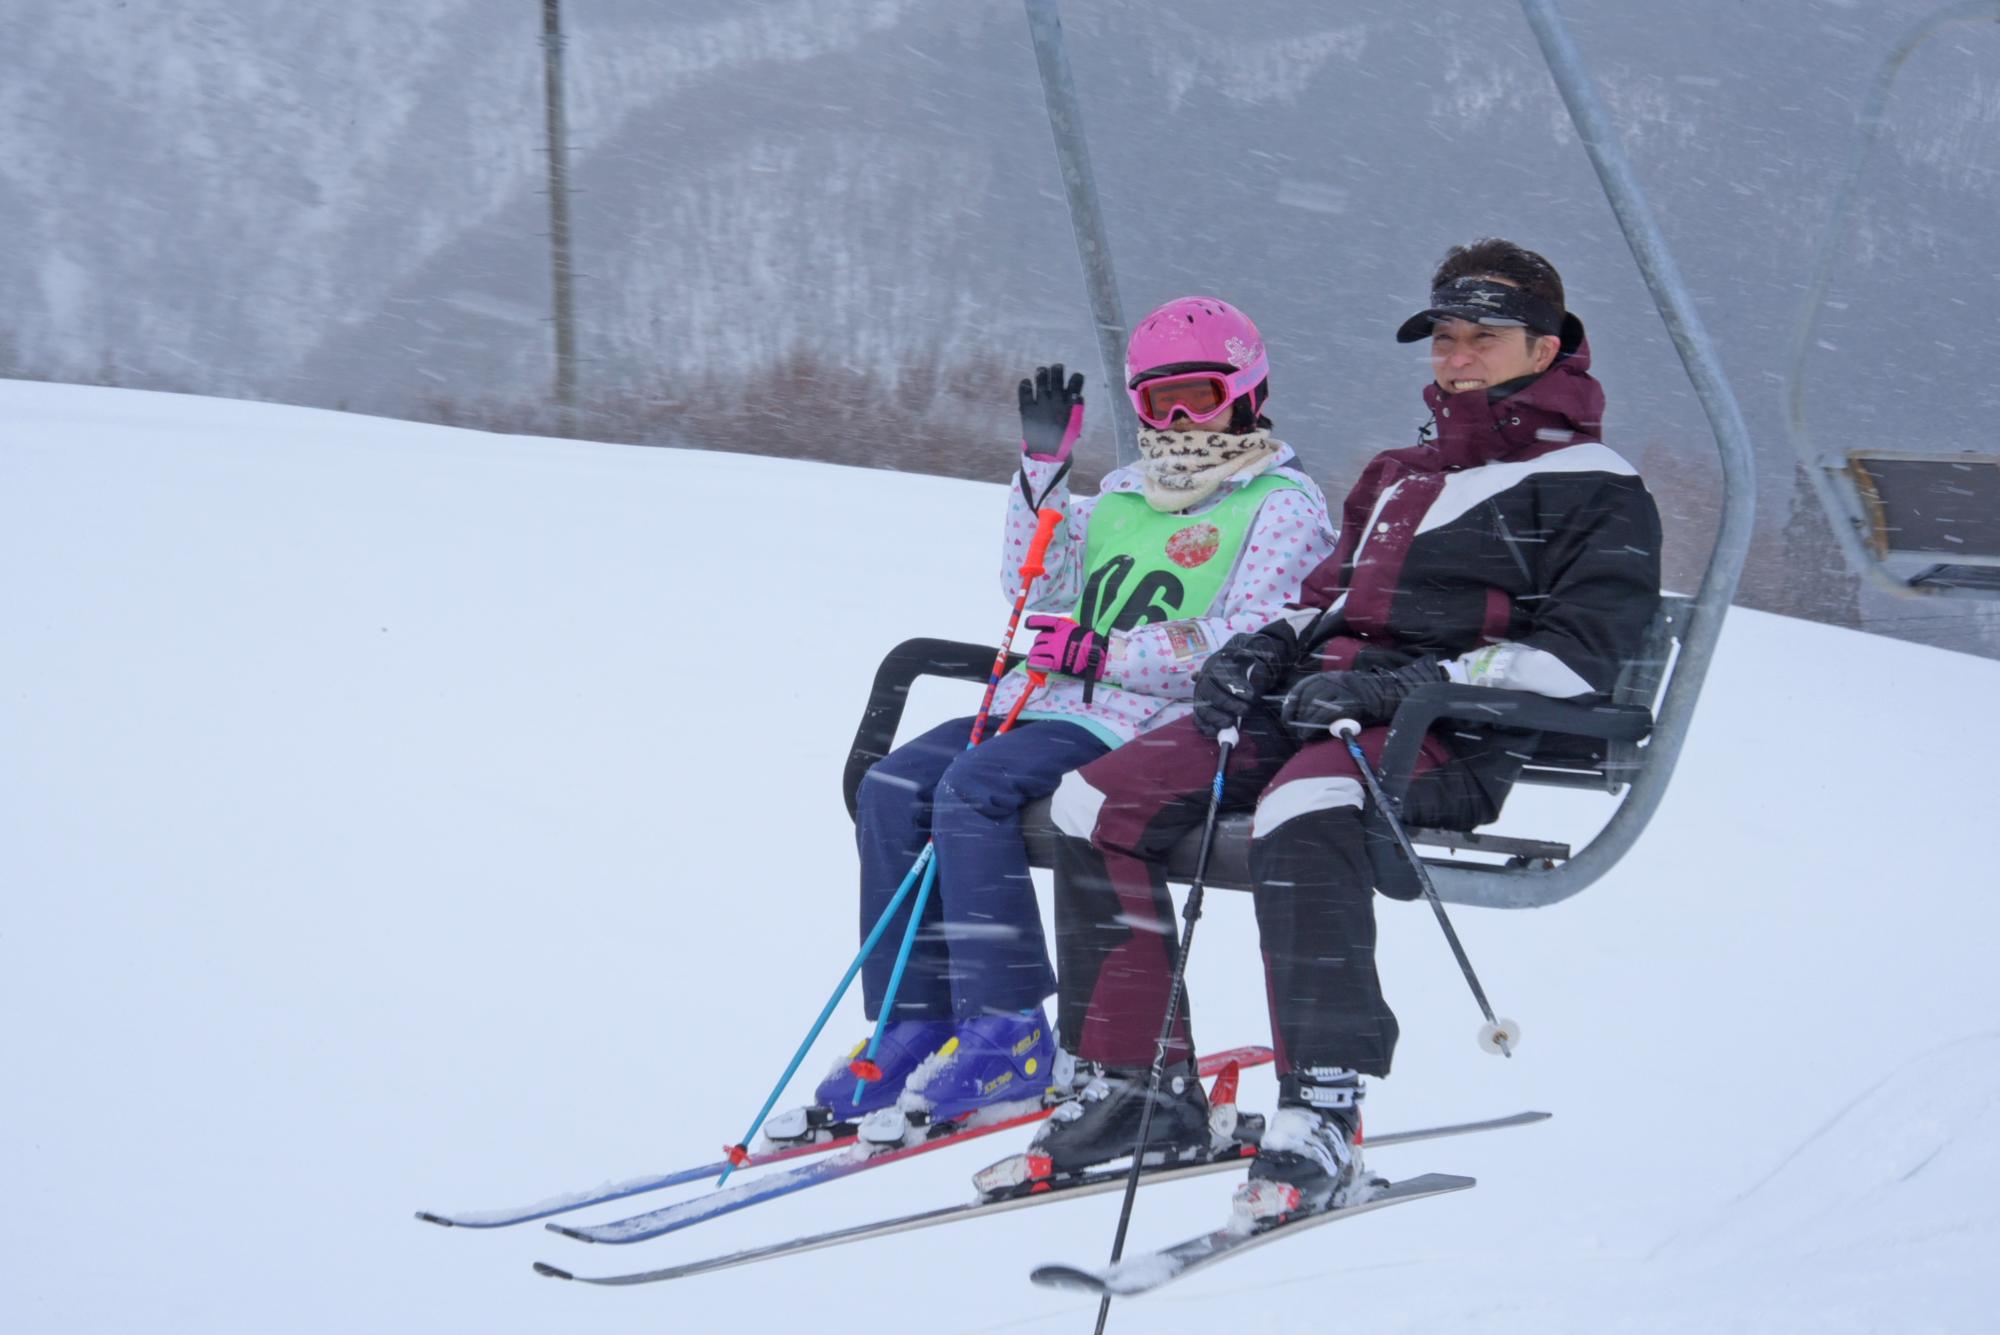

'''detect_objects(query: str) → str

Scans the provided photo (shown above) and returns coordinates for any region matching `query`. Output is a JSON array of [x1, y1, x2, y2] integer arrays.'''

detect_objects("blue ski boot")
[[898, 1009, 1061, 1126], [761, 1019, 956, 1146]]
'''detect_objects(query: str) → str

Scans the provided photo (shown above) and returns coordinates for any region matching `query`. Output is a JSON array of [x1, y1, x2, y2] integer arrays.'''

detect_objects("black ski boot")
[[1026, 1062, 1213, 1178], [1232, 1067, 1374, 1224]]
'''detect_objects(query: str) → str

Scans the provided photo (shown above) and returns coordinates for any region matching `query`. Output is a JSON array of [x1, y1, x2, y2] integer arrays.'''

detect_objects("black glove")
[[1279, 657, 1446, 738], [1192, 622, 1299, 736], [1019, 364, 1086, 462]]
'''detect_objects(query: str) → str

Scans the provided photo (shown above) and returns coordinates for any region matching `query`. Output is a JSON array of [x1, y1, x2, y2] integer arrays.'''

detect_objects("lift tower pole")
[[541, 0, 578, 412]]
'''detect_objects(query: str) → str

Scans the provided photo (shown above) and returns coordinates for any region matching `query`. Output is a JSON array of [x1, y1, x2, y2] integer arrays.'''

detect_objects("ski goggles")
[[1127, 357, 1268, 429]]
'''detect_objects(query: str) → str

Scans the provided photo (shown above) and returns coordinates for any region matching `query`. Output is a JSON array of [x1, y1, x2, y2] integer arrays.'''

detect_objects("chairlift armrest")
[[1373, 682, 1654, 805], [843, 638, 1016, 821]]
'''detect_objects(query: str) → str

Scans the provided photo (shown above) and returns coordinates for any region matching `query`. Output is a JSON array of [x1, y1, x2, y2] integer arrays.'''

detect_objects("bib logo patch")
[[1163, 622, 1209, 661], [1165, 523, 1222, 569]]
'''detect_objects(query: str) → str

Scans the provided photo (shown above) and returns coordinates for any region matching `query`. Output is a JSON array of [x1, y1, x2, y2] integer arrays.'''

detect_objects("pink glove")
[[1024, 615, 1107, 680]]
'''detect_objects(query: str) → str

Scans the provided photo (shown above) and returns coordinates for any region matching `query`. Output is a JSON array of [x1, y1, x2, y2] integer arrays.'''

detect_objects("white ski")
[[1030, 1172, 1476, 1298]]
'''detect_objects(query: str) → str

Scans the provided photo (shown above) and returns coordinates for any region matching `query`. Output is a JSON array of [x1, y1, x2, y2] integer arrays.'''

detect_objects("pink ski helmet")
[[1124, 296, 1269, 429]]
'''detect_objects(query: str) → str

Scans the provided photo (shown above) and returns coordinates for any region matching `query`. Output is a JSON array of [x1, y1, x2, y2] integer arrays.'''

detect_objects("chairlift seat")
[[843, 595, 1688, 903], [1843, 450, 2000, 592]]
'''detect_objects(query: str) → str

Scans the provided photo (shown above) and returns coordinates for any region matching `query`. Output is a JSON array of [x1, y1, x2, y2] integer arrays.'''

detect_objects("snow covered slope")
[[3, 381, 1996, 1333]]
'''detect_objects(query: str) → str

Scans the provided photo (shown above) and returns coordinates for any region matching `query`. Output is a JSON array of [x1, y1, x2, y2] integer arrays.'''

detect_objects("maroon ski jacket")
[[1289, 329, 1662, 807]]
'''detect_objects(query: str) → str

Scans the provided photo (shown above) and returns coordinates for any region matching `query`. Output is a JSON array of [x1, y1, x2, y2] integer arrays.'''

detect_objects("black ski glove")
[[1019, 364, 1086, 462], [1192, 622, 1299, 736], [1279, 657, 1447, 738]]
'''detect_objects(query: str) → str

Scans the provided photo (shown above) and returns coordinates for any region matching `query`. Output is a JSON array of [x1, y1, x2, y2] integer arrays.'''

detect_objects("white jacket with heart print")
[[987, 444, 1335, 745]]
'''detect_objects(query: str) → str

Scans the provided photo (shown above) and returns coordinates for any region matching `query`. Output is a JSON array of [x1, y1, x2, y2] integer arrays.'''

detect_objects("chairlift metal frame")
[[843, 1, 1760, 911], [1785, 1, 2000, 600]]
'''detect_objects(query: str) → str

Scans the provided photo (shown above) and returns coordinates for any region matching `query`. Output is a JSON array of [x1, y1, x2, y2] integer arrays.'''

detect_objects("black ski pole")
[[1332, 719, 1519, 1057], [1091, 725, 1238, 1335]]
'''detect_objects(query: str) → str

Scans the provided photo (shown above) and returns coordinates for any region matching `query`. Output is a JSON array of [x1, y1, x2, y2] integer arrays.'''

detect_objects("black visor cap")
[[1396, 278, 1567, 344]]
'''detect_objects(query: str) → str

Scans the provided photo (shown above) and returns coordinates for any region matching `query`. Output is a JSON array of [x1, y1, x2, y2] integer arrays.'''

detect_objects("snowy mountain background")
[[4, 379, 1997, 1333], [4, 0, 2000, 653]]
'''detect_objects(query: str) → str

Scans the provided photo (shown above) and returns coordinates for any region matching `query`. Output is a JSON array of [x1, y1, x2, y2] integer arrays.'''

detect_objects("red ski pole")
[[968, 506, 1064, 746]]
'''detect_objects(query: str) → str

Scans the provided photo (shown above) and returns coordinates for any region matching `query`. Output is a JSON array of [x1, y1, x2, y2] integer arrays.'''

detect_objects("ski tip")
[[414, 1211, 454, 1227], [1028, 1263, 1106, 1295], [544, 1221, 594, 1243], [532, 1262, 575, 1281]]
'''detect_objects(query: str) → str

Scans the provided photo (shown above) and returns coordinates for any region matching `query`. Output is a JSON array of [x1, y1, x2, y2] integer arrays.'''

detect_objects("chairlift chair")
[[1785, 1, 2000, 600]]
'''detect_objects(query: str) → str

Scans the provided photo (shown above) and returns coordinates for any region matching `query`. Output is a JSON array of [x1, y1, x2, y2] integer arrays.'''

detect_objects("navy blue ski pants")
[[854, 715, 1110, 1021]]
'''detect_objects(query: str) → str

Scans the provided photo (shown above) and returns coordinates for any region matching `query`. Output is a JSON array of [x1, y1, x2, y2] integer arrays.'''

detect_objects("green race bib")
[[1071, 474, 1298, 635]]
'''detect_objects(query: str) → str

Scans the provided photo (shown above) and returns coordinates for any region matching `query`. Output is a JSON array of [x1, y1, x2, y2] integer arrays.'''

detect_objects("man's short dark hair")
[[1432, 239, 1566, 326]]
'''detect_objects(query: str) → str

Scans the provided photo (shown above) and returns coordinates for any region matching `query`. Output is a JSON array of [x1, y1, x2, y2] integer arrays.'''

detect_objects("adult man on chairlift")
[[1024, 238, 1663, 1221]]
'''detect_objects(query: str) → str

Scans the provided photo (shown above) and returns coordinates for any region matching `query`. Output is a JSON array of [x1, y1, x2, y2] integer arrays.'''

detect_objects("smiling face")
[[1429, 315, 1559, 395]]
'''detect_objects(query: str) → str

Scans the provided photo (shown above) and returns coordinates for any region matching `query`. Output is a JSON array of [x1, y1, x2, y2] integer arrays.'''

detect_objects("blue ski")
[[533, 1150, 1255, 1286], [417, 1160, 749, 1230], [547, 1124, 1022, 1246], [418, 1044, 1273, 1232], [545, 1047, 1275, 1246], [417, 1141, 843, 1230]]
